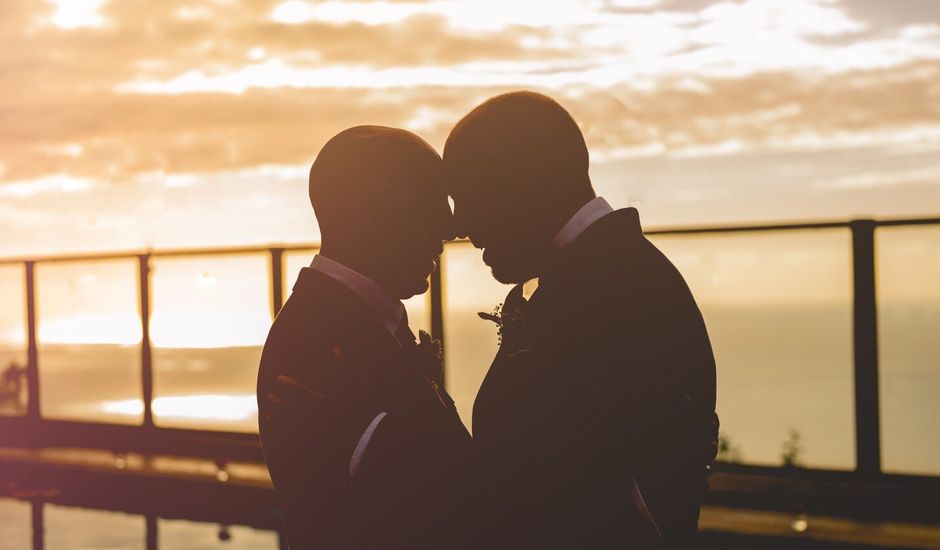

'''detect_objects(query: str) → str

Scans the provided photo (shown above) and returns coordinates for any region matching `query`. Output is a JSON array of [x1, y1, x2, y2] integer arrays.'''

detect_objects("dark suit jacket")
[[257, 267, 473, 549], [473, 208, 717, 549]]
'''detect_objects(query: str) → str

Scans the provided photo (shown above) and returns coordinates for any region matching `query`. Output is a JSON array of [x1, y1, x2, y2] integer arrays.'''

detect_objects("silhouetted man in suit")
[[257, 126, 472, 549], [443, 91, 718, 549]]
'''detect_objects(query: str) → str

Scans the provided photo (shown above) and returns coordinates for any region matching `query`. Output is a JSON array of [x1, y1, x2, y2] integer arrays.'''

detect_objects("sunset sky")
[[0, 1, 937, 469], [2, 0, 939, 258]]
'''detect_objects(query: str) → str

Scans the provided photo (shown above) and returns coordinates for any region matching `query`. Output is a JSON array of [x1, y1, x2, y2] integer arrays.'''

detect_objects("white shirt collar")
[[551, 196, 614, 250], [309, 254, 405, 337]]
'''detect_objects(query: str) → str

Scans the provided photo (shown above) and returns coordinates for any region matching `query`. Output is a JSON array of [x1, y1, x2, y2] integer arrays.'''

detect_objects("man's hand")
[[635, 394, 720, 472]]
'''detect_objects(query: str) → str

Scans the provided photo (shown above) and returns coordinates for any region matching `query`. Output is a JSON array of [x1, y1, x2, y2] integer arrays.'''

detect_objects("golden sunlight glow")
[[272, 0, 651, 31], [118, 59, 588, 95], [0, 0, 938, 477], [47, 0, 107, 30], [0, 175, 94, 199], [37, 313, 142, 345], [101, 395, 257, 422], [149, 257, 272, 348], [0, 328, 25, 346], [149, 311, 271, 348]]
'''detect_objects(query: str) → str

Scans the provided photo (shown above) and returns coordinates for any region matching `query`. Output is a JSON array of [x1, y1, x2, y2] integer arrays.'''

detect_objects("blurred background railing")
[[2, 215, 939, 548]]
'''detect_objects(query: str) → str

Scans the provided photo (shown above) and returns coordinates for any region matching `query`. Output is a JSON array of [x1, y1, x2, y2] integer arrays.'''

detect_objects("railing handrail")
[[2, 214, 938, 266], [0, 243, 320, 266]]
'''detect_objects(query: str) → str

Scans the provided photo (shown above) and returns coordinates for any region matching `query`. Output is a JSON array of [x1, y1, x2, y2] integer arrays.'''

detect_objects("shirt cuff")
[[349, 411, 388, 480]]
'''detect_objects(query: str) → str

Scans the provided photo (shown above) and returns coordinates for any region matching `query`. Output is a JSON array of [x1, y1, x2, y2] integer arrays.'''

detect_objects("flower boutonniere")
[[478, 284, 530, 354], [417, 329, 444, 384]]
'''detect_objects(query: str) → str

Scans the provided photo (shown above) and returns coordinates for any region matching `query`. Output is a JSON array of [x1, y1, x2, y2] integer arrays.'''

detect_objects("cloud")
[[2, 0, 940, 257], [2, 57, 940, 183]]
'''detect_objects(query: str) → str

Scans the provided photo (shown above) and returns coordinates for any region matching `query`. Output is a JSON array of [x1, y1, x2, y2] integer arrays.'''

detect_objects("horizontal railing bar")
[[876, 217, 940, 227], [0, 244, 321, 266], [2, 215, 938, 266], [645, 220, 850, 235], [646, 215, 940, 236], [150, 243, 320, 258], [0, 416, 263, 462]]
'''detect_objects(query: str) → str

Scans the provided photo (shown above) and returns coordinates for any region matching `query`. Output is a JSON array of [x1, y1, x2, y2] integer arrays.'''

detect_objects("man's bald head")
[[443, 91, 592, 201], [308, 125, 452, 298], [442, 91, 596, 284], [310, 125, 443, 242]]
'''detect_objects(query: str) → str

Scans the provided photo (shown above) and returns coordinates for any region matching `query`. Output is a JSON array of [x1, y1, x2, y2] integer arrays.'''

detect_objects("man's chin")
[[399, 276, 430, 299], [488, 264, 530, 285]]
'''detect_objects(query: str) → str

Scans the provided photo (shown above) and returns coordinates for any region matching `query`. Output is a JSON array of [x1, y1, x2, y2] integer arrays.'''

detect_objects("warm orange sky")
[[2, 0, 940, 257]]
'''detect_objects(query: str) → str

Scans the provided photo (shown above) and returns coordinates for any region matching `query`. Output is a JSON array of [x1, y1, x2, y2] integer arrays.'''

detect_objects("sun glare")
[[100, 395, 257, 422], [47, 0, 107, 30], [37, 313, 142, 346], [101, 395, 257, 422]]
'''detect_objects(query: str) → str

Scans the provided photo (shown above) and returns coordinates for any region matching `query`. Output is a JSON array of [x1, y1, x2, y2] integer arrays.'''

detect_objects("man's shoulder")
[[271, 269, 369, 337], [551, 216, 702, 330], [258, 271, 366, 385]]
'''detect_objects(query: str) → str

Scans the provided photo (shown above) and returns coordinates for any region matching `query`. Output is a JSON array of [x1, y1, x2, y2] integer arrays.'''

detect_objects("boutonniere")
[[331, 345, 345, 360], [417, 329, 444, 385], [478, 284, 530, 353]]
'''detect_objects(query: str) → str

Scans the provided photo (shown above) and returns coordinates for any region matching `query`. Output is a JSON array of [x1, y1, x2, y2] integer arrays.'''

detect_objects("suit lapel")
[[297, 269, 463, 428]]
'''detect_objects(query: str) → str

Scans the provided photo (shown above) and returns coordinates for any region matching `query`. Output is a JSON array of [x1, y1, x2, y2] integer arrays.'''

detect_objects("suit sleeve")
[[259, 346, 378, 549], [349, 410, 481, 549]]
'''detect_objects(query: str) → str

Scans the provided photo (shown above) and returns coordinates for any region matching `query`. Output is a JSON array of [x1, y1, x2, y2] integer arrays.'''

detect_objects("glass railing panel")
[[876, 225, 940, 476], [0, 265, 27, 416], [35, 260, 143, 424], [150, 254, 272, 432], [651, 229, 855, 469]]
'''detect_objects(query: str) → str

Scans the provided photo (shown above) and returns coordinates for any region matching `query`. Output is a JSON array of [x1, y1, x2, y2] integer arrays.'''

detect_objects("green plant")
[[717, 433, 742, 463], [781, 429, 804, 467]]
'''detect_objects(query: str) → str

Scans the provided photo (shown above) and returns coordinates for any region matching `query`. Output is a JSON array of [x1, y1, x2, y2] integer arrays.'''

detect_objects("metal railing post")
[[270, 248, 284, 318], [430, 256, 445, 382], [146, 514, 158, 550], [851, 220, 881, 476], [31, 500, 44, 550], [25, 261, 40, 420], [139, 254, 154, 428]]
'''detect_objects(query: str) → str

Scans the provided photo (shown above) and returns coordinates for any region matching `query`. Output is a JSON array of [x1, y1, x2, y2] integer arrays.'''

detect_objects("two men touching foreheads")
[[257, 91, 718, 549]]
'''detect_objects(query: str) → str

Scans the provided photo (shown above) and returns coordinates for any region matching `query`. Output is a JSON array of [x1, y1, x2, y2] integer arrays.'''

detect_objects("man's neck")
[[318, 245, 394, 297], [532, 194, 596, 259]]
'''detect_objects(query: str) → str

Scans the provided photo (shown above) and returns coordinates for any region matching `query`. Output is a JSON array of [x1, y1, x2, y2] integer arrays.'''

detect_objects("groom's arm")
[[269, 375, 478, 487], [268, 376, 481, 548], [259, 374, 365, 549], [267, 375, 380, 477]]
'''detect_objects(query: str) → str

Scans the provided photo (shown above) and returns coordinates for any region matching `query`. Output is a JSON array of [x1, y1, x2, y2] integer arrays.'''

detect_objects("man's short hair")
[[443, 91, 591, 195], [309, 125, 441, 238]]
